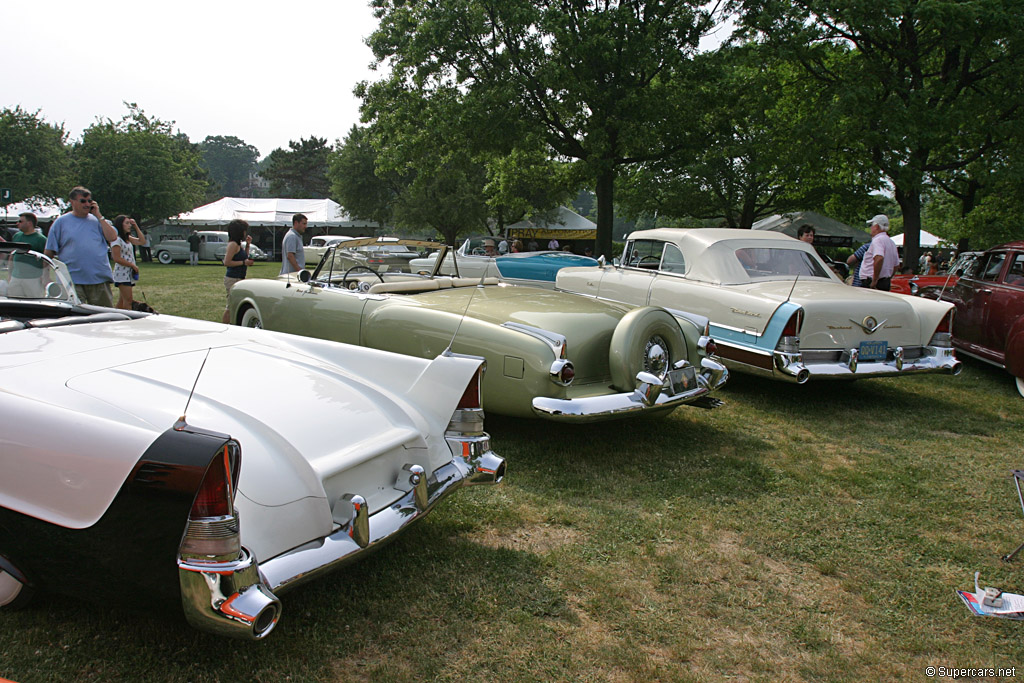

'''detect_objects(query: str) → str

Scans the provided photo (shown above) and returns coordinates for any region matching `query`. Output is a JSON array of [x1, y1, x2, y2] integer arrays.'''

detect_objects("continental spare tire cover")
[[608, 306, 688, 392]]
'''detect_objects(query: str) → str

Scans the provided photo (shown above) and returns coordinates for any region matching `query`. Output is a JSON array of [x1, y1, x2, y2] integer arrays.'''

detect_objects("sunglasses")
[[76, 197, 93, 203]]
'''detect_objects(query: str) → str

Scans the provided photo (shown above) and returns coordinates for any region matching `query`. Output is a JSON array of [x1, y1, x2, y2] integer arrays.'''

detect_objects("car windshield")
[[1, 247, 76, 303], [734, 247, 831, 280]]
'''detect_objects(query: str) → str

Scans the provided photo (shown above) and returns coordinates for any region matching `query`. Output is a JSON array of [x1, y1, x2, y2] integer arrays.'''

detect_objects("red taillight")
[[560, 364, 575, 383], [457, 368, 483, 410], [190, 445, 235, 518], [935, 310, 953, 334], [704, 338, 718, 357], [782, 310, 803, 337], [560, 341, 568, 359]]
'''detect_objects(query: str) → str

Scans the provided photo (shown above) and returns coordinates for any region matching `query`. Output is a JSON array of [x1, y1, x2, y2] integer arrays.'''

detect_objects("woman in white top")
[[111, 215, 146, 310]]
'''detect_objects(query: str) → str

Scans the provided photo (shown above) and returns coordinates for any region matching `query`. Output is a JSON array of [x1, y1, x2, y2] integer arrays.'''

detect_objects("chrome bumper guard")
[[178, 444, 505, 640], [772, 344, 962, 382], [532, 357, 729, 422]]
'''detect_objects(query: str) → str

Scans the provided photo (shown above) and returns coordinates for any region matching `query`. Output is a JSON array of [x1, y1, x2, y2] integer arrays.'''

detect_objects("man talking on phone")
[[44, 186, 118, 307]]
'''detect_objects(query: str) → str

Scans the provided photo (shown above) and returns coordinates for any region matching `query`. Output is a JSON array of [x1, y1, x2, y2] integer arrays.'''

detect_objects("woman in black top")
[[222, 219, 254, 323]]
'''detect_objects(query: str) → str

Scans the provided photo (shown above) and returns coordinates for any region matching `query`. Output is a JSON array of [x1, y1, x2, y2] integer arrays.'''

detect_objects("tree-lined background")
[[3, 0, 1023, 263]]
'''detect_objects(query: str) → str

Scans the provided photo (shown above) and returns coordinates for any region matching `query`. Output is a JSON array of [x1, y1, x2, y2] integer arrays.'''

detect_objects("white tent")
[[1, 200, 66, 224], [891, 229, 945, 247], [167, 197, 375, 229]]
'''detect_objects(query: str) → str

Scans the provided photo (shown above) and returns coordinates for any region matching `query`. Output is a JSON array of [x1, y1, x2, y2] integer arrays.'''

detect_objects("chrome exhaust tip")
[[950, 360, 963, 376], [466, 451, 506, 485], [795, 368, 810, 384]]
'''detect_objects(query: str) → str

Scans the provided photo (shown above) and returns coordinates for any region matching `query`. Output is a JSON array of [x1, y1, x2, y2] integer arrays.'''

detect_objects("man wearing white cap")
[[858, 214, 900, 290]]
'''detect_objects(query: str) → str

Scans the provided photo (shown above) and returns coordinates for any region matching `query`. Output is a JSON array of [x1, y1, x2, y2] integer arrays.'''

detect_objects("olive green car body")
[[227, 248, 727, 421]]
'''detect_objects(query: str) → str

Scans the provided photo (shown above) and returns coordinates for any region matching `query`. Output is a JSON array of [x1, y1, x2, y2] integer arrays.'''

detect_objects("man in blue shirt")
[[44, 186, 118, 307]]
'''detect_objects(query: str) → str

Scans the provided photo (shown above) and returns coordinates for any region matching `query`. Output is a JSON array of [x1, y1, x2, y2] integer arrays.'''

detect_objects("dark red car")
[[934, 242, 1024, 397]]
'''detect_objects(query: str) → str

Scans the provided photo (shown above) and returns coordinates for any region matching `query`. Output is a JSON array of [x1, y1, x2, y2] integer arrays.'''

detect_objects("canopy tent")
[[506, 206, 597, 241], [1, 200, 65, 225], [167, 197, 375, 229], [891, 229, 945, 247], [752, 211, 870, 248]]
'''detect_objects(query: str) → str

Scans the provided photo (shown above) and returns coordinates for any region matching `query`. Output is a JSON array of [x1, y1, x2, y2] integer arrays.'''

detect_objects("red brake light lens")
[[190, 444, 237, 518], [782, 310, 803, 337], [935, 310, 953, 334], [457, 367, 483, 410]]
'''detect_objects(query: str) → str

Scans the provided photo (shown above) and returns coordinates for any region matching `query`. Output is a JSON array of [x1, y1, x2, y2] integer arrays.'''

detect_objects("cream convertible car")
[[557, 229, 962, 383], [228, 242, 729, 421]]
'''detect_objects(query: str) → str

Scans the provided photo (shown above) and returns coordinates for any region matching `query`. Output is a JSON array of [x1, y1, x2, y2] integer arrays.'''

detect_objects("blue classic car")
[[410, 238, 600, 288]]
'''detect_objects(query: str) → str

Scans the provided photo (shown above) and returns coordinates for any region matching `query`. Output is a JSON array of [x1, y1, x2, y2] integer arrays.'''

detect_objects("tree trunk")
[[895, 186, 921, 273], [595, 169, 615, 260]]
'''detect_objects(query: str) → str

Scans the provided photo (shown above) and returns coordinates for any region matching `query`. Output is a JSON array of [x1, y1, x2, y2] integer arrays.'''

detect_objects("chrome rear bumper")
[[178, 445, 504, 639], [532, 357, 729, 422], [772, 344, 962, 382]]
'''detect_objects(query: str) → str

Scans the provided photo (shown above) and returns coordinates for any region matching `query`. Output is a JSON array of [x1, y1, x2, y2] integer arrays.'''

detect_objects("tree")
[[329, 125, 400, 228], [262, 136, 331, 198], [0, 106, 72, 205], [199, 135, 260, 197], [74, 104, 208, 220], [733, 0, 1024, 267], [620, 45, 879, 228], [366, 0, 722, 259]]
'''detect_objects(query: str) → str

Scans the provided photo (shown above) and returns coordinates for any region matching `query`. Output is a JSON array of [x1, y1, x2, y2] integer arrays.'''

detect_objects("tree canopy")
[[366, 0, 722, 258], [74, 104, 208, 221], [0, 106, 72, 205], [262, 136, 332, 198], [199, 135, 260, 197]]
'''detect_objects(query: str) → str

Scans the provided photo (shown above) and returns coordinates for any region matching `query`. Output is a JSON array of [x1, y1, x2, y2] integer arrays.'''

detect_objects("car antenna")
[[175, 348, 212, 430], [785, 274, 799, 303], [443, 270, 488, 356]]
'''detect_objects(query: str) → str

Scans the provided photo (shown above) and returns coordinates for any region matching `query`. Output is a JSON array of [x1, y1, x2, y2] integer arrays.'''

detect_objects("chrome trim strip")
[[500, 322, 566, 355], [532, 358, 729, 422]]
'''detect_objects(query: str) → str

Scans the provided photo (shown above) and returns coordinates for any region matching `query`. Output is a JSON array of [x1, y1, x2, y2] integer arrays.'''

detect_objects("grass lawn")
[[2, 261, 1023, 681]]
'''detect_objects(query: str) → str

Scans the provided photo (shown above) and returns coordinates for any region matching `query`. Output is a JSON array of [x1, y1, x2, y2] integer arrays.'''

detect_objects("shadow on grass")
[[0, 521, 565, 682]]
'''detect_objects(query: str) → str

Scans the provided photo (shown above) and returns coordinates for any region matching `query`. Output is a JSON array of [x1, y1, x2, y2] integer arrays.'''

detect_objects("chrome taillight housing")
[[776, 309, 803, 354], [448, 363, 486, 436], [180, 441, 242, 563], [930, 310, 954, 347]]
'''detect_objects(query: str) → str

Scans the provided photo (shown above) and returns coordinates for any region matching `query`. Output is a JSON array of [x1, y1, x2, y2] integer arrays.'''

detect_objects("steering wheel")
[[636, 255, 660, 267], [471, 247, 487, 256], [342, 265, 385, 290]]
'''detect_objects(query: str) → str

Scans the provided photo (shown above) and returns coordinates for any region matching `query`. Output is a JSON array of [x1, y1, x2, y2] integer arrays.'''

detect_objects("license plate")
[[667, 365, 698, 394], [858, 340, 888, 362]]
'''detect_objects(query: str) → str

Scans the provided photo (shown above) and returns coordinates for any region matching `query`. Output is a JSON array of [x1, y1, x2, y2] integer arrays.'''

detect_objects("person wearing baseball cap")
[[858, 214, 899, 290]]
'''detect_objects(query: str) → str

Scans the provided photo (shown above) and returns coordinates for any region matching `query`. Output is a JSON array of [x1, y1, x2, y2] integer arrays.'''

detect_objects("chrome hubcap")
[[644, 336, 669, 379]]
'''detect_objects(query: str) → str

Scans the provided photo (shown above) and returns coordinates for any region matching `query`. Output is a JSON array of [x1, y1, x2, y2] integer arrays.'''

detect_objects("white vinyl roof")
[[168, 197, 375, 227]]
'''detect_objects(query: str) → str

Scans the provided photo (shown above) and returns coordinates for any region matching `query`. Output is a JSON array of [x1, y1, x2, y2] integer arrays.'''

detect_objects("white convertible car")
[[0, 244, 505, 639], [557, 228, 962, 383]]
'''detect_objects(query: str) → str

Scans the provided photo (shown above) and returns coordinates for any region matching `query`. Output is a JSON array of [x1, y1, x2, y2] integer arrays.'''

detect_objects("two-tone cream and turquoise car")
[[228, 243, 728, 421]]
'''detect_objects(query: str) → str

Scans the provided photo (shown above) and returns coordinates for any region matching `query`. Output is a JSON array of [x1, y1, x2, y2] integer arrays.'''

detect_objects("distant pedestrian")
[[528, 239, 538, 251], [280, 213, 308, 275], [44, 186, 117, 307], [797, 225, 816, 245], [187, 231, 201, 266], [222, 219, 254, 323], [139, 229, 152, 262], [548, 238, 560, 250], [9, 212, 47, 297], [498, 238, 509, 255], [859, 214, 899, 290], [847, 242, 870, 287], [111, 215, 145, 310]]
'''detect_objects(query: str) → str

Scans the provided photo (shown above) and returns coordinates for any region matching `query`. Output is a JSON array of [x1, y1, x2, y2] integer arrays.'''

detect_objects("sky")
[[5, 1, 382, 159]]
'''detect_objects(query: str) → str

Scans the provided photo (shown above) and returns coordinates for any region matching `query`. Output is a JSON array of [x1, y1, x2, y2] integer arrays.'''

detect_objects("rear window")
[[735, 248, 830, 279]]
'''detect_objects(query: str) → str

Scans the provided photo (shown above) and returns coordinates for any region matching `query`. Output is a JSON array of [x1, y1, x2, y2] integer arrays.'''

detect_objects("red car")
[[891, 251, 980, 296], [934, 242, 1024, 397]]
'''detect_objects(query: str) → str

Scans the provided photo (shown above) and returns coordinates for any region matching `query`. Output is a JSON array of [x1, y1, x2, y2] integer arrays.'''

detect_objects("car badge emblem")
[[850, 316, 887, 335]]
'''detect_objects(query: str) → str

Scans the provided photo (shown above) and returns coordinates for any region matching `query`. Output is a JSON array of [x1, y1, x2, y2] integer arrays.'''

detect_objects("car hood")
[[0, 314, 472, 528], [736, 279, 953, 347]]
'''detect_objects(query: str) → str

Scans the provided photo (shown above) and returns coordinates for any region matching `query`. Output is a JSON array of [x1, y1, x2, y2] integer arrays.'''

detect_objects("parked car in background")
[[0, 243, 505, 638], [153, 231, 267, 264], [927, 241, 1024, 397], [556, 228, 961, 383], [890, 251, 981, 296], [228, 242, 728, 421], [409, 237, 600, 288], [304, 235, 355, 264]]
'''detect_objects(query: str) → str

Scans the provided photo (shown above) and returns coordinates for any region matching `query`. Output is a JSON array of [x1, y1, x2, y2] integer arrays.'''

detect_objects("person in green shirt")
[[9, 213, 48, 297]]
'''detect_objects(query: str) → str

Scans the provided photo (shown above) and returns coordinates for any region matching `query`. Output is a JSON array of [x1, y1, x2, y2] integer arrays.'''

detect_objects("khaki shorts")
[[224, 276, 244, 297], [8, 277, 45, 298], [75, 283, 114, 308]]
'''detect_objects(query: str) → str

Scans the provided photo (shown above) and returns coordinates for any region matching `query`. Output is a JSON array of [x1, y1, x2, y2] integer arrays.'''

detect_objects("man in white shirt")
[[280, 213, 308, 275], [858, 214, 900, 290]]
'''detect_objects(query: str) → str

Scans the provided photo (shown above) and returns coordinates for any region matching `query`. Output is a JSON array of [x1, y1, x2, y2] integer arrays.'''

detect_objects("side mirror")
[[45, 281, 65, 299], [597, 255, 606, 267], [299, 269, 311, 283]]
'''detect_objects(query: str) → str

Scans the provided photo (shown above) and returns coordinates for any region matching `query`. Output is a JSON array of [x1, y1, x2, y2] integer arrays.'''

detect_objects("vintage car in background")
[[556, 228, 962, 383], [890, 251, 981, 296], [927, 241, 1024, 397], [0, 243, 504, 638], [307, 237, 427, 274], [409, 237, 600, 288], [303, 235, 355, 264], [153, 231, 268, 264], [228, 243, 729, 421]]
